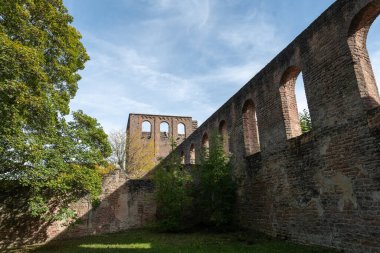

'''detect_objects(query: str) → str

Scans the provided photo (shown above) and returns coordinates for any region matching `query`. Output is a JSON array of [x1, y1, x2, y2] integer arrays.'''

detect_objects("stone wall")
[[170, 0, 380, 252], [0, 170, 156, 249], [127, 113, 197, 162]]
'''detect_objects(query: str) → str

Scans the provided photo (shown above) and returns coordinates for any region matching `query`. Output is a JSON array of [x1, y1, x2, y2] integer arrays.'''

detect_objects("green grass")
[[11, 229, 338, 253]]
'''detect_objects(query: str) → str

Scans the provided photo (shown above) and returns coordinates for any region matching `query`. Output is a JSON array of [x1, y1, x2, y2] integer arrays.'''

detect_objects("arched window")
[[242, 99, 260, 155], [160, 122, 169, 137], [178, 123, 186, 136], [280, 67, 311, 138], [202, 132, 209, 158], [368, 16, 380, 94], [142, 121, 152, 138], [142, 121, 151, 132], [190, 144, 195, 164], [368, 16, 380, 96], [219, 120, 229, 153], [348, 3, 380, 109]]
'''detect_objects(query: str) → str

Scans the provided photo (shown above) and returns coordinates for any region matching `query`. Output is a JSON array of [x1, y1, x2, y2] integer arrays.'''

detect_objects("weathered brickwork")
[[1, 1, 379, 252], [168, 1, 380, 252], [127, 114, 197, 162], [0, 170, 156, 249]]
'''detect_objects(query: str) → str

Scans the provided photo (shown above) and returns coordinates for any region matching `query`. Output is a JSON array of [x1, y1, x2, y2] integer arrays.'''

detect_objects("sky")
[[63, 0, 380, 133]]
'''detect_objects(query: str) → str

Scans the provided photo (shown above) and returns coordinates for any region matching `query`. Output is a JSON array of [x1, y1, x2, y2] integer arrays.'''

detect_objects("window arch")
[[279, 66, 311, 138], [202, 132, 209, 158], [178, 123, 186, 135], [142, 121, 152, 138], [160, 122, 169, 137], [142, 121, 151, 132], [189, 144, 195, 164], [219, 120, 229, 153], [242, 99, 260, 155], [348, 2, 380, 109]]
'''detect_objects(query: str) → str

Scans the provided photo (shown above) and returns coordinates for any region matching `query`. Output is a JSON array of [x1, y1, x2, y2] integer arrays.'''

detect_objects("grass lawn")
[[12, 229, 338, 253]]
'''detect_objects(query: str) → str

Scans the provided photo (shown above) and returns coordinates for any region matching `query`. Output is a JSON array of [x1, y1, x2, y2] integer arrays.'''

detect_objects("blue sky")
[[63, 0, 380, 133]]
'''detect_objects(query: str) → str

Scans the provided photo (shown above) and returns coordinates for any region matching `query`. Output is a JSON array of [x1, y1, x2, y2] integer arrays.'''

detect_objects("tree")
[[125, 131, 155, 178], [194, 132, 236, 230], [108, 129, 126, 170], [153, 155, 192, 232], [0, 0, 110, 220], [299, 109, 312, 133]]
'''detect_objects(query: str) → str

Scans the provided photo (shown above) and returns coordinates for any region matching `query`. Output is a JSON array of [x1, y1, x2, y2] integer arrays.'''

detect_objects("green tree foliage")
[[194, 133, 236, 230], [153, 155, 193, 232], [299, 109, 312, 133], [0, 0, 111, 220], [154, 133, 236, 232]]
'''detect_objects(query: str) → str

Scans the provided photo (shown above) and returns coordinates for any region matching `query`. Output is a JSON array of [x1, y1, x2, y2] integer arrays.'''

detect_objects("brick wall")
[[171, 1, 380, 252], [0, 170, 156, 249]]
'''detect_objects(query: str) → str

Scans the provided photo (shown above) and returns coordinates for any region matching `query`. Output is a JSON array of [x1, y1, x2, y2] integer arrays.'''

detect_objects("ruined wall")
[[0, 170, 156, 249], [170, 0, 380, 252], [127, 114, 197, 161]]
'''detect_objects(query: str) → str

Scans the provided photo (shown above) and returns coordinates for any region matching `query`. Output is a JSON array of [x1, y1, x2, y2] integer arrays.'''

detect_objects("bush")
[[194, 132, 236, 230], [153, 132, 236, 232], [153, 155, 193, 232]]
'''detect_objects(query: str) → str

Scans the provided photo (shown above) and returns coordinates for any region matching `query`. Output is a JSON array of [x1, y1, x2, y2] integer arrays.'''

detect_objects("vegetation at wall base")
[[153, 155, 193, 232], [153, 132, 236, 232], [194, 133, 236, 231]]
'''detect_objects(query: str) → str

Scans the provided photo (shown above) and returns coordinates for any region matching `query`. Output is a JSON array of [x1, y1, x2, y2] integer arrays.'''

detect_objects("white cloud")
[[152, 0, 210, 29], [68, 1, 287, 133]]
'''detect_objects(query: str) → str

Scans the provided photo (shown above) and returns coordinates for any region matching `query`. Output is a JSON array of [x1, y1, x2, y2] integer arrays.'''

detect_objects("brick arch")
[[348, 1, 380, 109], [189, 143, 195, 164], [219, 120, 229, 153], [242, 99, 260, 155], [159, 121, 170, 137], [141, 120, 152, 138], [177, 123, 186, 135], [279, 66, 304, 139], [201, 132, 209, 159], [201, 132, 209, 148]]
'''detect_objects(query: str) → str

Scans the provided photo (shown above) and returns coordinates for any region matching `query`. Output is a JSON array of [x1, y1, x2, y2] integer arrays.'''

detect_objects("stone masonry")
[[165, 0, 380, 252], [1, 1, 379, 252], [126, 113, 197, 162], [0, 170, 156, 248]]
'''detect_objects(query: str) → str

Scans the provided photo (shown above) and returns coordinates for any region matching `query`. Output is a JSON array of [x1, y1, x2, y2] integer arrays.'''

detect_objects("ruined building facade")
[[1, 1, 379, 252], [126, 114, 197, 163], [165, 0, 380, 252]]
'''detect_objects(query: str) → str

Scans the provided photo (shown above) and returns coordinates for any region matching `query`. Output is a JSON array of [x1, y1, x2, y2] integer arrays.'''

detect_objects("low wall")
[[0, 170, 156, 249]]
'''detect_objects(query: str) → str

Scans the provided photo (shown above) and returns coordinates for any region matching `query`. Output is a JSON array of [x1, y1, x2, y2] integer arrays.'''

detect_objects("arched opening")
[[242, 99, 260, 155], [160, 122, 169, 138], [202, 132, 209, 158], [280, 67, 311, 138], [368, 16, 380, 94], [348, 3, 380, 109], [180, 151, 185, 165], [219, 120, 229, 153], [141, 121, 152, 138], [189, 144, 195, 164], [177, 123, 186, 136]]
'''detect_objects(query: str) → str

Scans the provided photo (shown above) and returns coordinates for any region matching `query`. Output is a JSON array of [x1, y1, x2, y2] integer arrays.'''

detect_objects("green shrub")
[[154, 132, 236, 232], [153, 155, 193, 232], [194, 132, 236, 231]]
